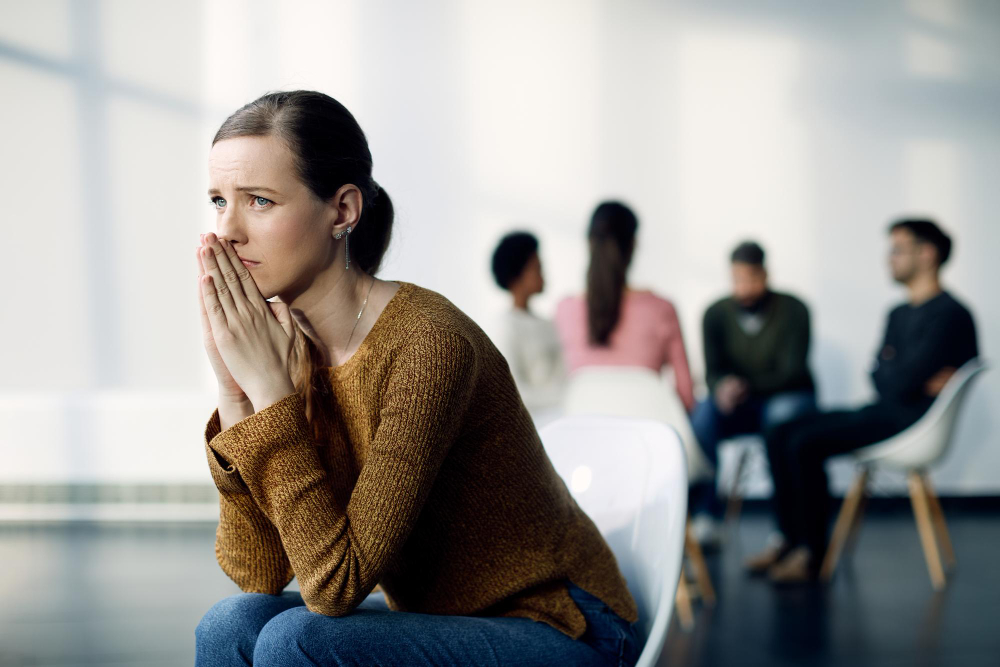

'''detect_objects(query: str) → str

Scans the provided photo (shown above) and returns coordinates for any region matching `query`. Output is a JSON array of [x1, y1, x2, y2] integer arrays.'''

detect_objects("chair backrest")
[[563, 366, 713, 483], [540, 416, 688, 667], [857, 358, 989, 469]]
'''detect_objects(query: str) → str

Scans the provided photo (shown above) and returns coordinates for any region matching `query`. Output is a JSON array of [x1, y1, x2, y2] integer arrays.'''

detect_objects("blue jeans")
[[195, 583, 639, 666], [689, 390, 816, 519]]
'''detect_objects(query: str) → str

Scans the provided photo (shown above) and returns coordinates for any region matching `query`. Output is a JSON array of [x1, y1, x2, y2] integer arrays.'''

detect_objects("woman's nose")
[[216, 208, 247, 245]]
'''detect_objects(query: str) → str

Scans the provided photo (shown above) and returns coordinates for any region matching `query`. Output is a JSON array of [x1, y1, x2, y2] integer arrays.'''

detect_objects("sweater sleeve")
[[203, 411, 295, 594], [504, 321, 566, 412], [205, 331, 477, 616], [748, 299, 811, 394]]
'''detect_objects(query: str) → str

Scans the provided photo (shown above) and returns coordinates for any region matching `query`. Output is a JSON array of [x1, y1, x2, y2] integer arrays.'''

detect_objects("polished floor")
[[0, 505, 997, 666]]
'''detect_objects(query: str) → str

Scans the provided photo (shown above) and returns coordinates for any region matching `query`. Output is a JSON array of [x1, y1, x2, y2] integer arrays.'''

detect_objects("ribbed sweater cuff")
[[204, 409, 250, 495], [206, 393, 313, 505]]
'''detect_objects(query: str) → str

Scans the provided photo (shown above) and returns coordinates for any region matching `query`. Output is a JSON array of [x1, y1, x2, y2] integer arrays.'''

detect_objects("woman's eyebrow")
[[207, 186, 282, 196]]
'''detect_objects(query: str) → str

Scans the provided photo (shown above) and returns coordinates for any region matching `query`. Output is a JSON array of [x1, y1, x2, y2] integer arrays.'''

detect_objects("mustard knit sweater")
[[203, 282, 637, 638]]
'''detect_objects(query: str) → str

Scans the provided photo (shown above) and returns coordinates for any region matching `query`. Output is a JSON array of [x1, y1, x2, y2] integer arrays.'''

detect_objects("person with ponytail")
[[555, 202, 696, 413], [194, 91, 638, 666]]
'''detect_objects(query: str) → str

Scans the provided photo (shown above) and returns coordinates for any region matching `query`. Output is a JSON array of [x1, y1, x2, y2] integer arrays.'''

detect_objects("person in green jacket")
[[689, 241, 816, 546]]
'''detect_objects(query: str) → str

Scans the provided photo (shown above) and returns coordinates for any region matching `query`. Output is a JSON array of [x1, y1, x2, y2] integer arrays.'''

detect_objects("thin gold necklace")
[[345, 277, 375, 353]]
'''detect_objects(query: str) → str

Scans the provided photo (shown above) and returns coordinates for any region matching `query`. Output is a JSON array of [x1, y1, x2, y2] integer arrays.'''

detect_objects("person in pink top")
[[554, 202, 696, 413]]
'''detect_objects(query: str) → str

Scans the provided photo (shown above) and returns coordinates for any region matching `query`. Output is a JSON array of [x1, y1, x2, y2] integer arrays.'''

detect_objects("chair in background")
[[562, 367, 715, 629], [719, 435, 766, 527], [540, 416, 688, 667], [820, 359, 989, 590]]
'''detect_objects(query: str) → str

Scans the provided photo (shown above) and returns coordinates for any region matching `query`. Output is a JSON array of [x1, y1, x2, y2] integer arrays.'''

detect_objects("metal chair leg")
[[725, 446, 751, 526]]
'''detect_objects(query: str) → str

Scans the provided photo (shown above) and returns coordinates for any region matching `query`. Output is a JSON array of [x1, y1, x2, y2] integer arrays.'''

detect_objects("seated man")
[[690, 241, 816, 545], [750, 219, 979, 583], [490, 231, 566, 421]]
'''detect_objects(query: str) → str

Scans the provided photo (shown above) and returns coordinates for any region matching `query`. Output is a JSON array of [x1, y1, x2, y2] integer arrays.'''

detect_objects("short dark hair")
[[731, 241, 765, 266], [491, 231, 539, 290], [890, 218, 952, 266]]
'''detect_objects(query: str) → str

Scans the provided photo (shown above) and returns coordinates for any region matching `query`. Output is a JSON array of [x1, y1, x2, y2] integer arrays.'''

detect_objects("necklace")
[[345, 277, 375, 353]]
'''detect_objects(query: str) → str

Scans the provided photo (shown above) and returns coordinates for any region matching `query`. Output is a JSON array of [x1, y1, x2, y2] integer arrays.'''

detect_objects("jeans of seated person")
[[689, 390, 817, 520], [195, 582, 640, 667]]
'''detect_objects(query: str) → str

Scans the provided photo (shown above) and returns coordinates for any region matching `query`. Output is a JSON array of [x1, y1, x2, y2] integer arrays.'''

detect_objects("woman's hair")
[[586, 201, 638, 346], [212, 90, 393, 437], [491, 231, 539, 290]]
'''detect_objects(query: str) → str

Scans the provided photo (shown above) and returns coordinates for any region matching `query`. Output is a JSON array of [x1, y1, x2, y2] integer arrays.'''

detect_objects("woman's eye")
[[210, 197, 227, 209], [253, 196, 273, 208]]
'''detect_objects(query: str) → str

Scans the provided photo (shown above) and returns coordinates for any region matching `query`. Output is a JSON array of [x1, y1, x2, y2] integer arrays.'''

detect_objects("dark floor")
[[0, 507, 998, 667]]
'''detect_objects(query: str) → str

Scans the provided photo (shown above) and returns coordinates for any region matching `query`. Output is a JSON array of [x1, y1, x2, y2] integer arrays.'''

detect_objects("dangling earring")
[[334, 226, 353, 270]]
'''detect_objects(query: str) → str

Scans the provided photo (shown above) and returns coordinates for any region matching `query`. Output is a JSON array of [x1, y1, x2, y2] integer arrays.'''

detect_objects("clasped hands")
[[196, 233, 297, 415]]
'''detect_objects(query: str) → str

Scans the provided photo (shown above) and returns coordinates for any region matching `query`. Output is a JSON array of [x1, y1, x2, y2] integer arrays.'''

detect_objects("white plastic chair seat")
[[563, 366, 713, 484], [541, 416, 688, 667], [854, 359, 988, 470]]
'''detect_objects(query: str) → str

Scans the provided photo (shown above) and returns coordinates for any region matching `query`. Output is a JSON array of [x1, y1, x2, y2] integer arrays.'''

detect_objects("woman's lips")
[[238, 256, 261, 268]]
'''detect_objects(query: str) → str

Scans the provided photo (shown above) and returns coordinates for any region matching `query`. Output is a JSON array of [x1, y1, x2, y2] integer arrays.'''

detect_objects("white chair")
[[562, 367, 716, 628], [563, 367, 713, 484], [820, 358, 989, 590], [540, 416, 688, 667]]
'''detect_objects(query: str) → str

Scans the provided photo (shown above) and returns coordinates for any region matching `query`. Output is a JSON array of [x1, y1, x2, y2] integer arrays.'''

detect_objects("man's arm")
[[871, 307, 955, 403]]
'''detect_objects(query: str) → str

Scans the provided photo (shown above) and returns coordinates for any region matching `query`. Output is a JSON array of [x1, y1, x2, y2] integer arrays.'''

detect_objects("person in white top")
[[490, 232, 566, 422]]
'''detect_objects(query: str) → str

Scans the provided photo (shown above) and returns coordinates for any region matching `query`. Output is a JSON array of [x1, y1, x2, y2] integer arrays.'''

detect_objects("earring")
[[334, 226, 353, 270]]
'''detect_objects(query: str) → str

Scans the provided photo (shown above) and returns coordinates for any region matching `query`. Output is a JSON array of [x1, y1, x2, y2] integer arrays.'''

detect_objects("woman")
[[555, 202, 696, 414], [193, 91, 638, 666], [489, 231, 566, 421]]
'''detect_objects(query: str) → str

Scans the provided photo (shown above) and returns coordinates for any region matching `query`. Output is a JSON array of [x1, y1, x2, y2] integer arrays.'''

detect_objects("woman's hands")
[[197, 236, 245, 403], [197, 233, 297, 415]]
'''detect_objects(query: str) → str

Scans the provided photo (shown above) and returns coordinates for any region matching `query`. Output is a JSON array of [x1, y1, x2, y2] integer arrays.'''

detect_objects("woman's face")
[[208, 134, 335, 299]]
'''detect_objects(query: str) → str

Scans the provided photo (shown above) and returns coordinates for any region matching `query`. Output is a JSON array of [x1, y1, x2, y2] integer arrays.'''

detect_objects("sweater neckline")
[[724, 292, 777, 338], [326, 281, 413, 378]]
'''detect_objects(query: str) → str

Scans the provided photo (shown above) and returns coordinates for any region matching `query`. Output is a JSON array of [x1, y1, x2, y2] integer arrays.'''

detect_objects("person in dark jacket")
[[747, 219, 978, 583], [689, 242, 816, 546]]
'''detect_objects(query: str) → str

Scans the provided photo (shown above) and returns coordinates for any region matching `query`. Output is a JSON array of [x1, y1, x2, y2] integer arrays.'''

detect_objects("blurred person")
[[688, 241, 816, 547], [490, 231, 566, 420], [555, 202, 695, 414], [194, 91, 639, 666], [747, 219, 978, 584]]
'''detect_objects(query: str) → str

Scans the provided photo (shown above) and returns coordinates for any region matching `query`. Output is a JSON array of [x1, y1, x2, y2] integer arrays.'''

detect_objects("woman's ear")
[[329, 183, 364, 237]]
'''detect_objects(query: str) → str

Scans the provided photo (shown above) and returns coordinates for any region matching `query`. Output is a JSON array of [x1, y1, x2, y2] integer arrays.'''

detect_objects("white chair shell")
[[541, 416, 688, 667], [563, 366, 713, 484]]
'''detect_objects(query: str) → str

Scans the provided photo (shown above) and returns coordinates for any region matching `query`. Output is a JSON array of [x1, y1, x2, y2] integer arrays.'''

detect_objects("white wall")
[[1, 0, 996, 492]]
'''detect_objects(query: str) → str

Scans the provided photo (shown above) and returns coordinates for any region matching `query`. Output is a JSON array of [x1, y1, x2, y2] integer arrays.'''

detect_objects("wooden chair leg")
[[675, 573, 694, 632], [843, 475, 870, 556], [908, 471, 947, 591], [685, 520, 716, 606], [921, 473, 956, 570], [820, 467, 869, 581], [725, 447, 750, 526]]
